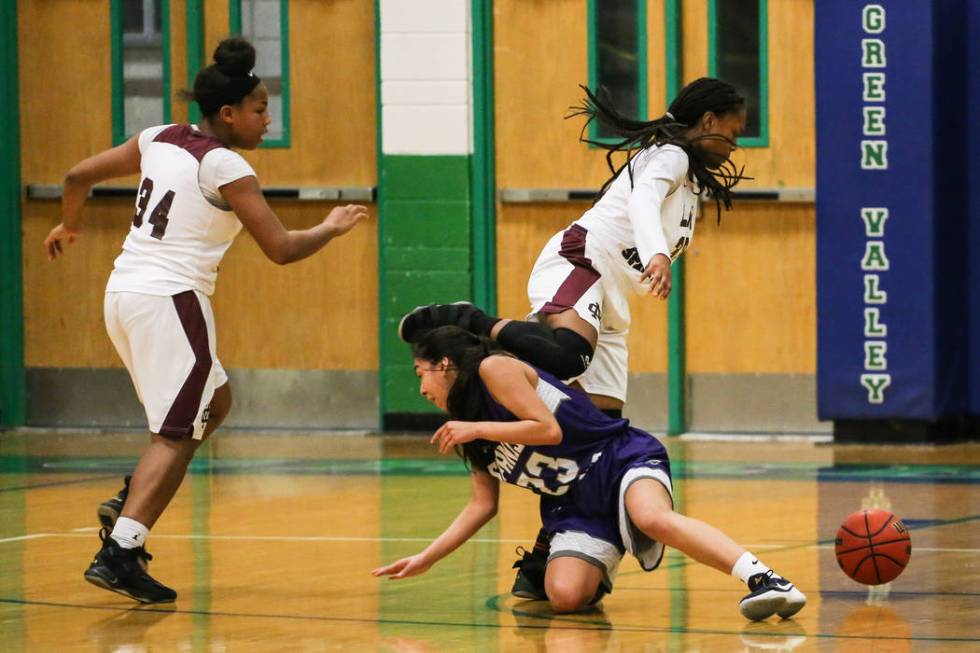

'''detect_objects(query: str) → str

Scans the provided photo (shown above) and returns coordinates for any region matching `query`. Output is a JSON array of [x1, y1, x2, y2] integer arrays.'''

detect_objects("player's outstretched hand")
[[43, 224, 81, 261], [640, 253, 672, 299], [323, 204, 368, 237], [372, 553, 432, 579], [431, 420, 481, 454]]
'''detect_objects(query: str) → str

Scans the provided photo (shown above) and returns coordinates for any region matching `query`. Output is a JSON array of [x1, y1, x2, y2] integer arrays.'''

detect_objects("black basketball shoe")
[[739, 570, 807, 621], [97, 477, 154, 571], [511, 546, 548, 600], [84, 529, 176, 604], [398, 302, 495, 343], [98, 475, 131, 529]]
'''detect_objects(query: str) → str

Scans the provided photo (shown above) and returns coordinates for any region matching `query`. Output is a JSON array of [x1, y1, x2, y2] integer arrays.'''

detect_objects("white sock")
[[731, 552, 772, 584], [110, 517, 150, 550]]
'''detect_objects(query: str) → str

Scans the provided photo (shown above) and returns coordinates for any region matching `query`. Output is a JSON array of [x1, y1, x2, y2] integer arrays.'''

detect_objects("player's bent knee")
[[545, 578, 598, 614], [547, 590, 593, 614], [550, 328, 595, 378]]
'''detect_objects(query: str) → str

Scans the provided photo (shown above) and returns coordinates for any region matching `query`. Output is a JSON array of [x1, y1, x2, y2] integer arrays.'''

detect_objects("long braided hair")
[[412, 326, 507, 471], [569, 77, 749, 222]]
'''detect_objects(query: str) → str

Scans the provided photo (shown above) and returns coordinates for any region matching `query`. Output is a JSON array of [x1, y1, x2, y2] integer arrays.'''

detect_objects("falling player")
[[373, 327, 806, 621], [398, 77, 748, 598]]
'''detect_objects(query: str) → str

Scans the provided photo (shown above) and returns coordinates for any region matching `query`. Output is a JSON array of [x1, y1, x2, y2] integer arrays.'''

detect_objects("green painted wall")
[[379, 155, 474, 417]]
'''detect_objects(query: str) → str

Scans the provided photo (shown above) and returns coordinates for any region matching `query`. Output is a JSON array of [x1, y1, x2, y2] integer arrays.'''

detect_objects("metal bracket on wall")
[[499, 187, 815, 203], [26, 184, 378, 202]]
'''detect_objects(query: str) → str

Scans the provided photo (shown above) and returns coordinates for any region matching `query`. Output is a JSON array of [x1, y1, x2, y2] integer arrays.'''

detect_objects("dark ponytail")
[[182, 37, 262, 117], [569, 77, 749, 222], [412, 326, 506, 470]]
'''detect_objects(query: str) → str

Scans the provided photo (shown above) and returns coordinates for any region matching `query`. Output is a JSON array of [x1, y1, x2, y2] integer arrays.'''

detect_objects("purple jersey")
[[478, 365, 667, 497]]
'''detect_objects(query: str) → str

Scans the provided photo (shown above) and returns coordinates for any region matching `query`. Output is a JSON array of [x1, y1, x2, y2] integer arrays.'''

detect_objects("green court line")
[[4, 456, 979, 484], [0, 474, 126, 494], [667, 438, 688, 651], [493, 592, 977, 642], [489, 512, 980, 625], [629, 511, 980, 577], [602, 585, 980, 598], [0, 597, 975, 643], [190, 446, 212, 652], [0, 434, 25, 651]]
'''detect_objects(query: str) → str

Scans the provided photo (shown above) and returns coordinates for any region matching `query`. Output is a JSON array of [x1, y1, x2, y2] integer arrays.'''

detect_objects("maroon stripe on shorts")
[[153, 124, 225, 162], [540, 224, 601, 315], [159, 291, 213, 438]]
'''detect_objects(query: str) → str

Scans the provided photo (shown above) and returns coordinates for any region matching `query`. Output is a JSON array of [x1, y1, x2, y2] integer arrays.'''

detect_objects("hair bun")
[[212, 37, 255, 77]]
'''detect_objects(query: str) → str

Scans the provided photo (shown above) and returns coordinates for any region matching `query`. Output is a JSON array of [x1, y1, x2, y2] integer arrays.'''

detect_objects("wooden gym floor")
[[1, 430, 977, 651]]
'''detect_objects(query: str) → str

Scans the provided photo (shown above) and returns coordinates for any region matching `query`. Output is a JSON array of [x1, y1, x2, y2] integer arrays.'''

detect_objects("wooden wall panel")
[[23, 201, 378, 369], [494, 0, 672, 188], [21, 0, 378, 370], [19, 0, 124, 369], [203, 0, 376, 186], [678, 0, 816, 373], [625, 280, 670, 373], [22, 202, 129, 368], [742, 0, 815, 187], [169, 0, 190, 125], [493, 0, 815, 189], [495, 204, 578, 324], [685, 204, 816, 374], [681, 0, 815, 187], [212, 203, 378, 370], [646, 0, 669, 122], [18, 0, 114, 184], [682, 0, 710, 81]]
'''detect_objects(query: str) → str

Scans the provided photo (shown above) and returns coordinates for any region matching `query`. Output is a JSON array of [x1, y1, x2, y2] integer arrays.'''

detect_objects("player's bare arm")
[[430, 357, 562, 454], [220, 175, 368, 264], [372, 470, 499, 579], [45, 135, 142, 260]]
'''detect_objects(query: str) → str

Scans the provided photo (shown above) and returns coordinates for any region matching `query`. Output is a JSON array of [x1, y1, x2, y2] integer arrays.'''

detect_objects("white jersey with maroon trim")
[[105, 124, 255, 297], [574, 143, 699, 295]]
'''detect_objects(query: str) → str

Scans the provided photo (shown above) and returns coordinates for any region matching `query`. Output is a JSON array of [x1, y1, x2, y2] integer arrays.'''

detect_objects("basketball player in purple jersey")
[[44, 38, 368, 603], [373, 327, 806, 621], [398, 78, 748, 599]]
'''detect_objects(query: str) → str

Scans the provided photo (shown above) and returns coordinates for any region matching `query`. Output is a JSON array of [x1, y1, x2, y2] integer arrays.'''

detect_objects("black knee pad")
[[496, 322, 595, 379], [549, 328, 594, 378]]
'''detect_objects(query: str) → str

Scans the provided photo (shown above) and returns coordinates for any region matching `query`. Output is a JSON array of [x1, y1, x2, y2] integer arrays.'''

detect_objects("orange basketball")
[[835, 509, 912, 585]]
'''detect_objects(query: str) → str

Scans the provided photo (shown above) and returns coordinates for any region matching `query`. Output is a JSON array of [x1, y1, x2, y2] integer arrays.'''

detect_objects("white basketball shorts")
[[526, 224, 631, 401], [104, 290, 227, 439]]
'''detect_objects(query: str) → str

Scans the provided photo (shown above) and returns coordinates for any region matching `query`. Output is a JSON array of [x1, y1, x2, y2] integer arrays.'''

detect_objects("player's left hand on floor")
[[372, 554, 431, 579]]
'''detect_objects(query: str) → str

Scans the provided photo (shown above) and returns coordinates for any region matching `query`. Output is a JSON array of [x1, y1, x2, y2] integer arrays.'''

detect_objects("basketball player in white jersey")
[[398, 78, 748, 599], [43, 37, 368, 603]]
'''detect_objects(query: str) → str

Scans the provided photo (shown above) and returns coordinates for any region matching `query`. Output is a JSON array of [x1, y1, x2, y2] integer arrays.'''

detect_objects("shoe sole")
[[97, 504, 119, 530], [511, 589, 548, 601], [396, 305, 427, 343], [776, 588, 807, 619], [397, 301, 475, 343], [84, 569, 175, 604], [739, 594, 787, 621]]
